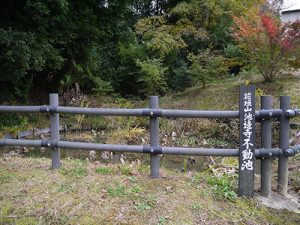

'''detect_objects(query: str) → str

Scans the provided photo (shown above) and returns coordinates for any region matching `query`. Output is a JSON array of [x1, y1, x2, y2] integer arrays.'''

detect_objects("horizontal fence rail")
[[0, 106, 43, 113], [286, 109, 300, 117], [0, 138, 288, 157], [0, 85, 299, 198], [0, 106, 294, 119], [285, 144, 300, 156]]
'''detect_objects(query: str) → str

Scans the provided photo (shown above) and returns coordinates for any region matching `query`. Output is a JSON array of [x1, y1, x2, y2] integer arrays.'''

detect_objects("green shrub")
[[136, 58, 168, 96], [0, 114, 29, 137], [187, 49, 228, 87]]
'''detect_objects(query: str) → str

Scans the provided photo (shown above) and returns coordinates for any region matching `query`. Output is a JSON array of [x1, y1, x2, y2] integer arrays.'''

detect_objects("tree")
[[232, 3, 300, 81], [187, 49, 228, 87], [0, 0, 155, 101], [136, 58, 168, 96], [133, 0, 268, 91], [0, 0, 110, 101]]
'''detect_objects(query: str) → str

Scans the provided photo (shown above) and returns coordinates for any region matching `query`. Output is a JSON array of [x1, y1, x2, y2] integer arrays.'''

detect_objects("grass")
[[95, 167, 115, 175], [205, 174, 238, 201], [0, 157, 299, 225], [107, 182, 127, 197], [134, 202, 151, 212], [0, 170, 16, 183], [60, 160, 88, 177], [121, 166, 132, 176]]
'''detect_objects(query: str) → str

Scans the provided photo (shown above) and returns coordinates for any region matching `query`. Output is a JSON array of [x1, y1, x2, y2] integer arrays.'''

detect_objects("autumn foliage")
[[232, 5, 300, 81]]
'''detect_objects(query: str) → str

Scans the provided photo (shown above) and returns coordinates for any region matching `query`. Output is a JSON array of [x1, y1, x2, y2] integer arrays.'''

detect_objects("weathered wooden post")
[[261, 96, 272, 197], [278, 96, 290, 195], [50, 93, 61, 169], [238, 86, 256, 197], [149, 96, 160, 178]]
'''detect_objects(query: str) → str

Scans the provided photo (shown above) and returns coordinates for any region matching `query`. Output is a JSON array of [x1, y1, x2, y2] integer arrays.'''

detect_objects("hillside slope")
[[0, 75, 300, 224]]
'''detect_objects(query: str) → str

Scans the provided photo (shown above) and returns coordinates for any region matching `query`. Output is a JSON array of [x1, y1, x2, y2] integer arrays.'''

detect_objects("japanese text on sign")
[[241, 92, 254, 171]]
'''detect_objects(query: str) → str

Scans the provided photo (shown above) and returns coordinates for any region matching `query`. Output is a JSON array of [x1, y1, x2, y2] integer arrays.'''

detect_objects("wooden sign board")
[[238, 85, 256, 197]]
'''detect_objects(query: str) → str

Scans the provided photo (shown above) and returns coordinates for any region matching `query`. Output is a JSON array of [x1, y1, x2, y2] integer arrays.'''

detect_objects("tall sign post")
[[238, 86, 256, 197]]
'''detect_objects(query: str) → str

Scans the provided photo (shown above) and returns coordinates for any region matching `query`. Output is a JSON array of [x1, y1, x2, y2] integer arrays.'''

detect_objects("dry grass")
[[0, 156, 299, 225]]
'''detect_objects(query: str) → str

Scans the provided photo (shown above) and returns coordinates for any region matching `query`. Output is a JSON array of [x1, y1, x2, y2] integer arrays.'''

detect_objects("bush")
[[187, 49, 228, 86], [136, 58, 168, 96]]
